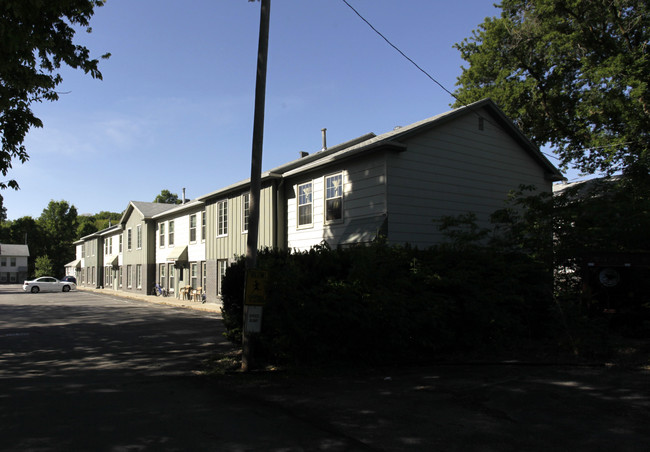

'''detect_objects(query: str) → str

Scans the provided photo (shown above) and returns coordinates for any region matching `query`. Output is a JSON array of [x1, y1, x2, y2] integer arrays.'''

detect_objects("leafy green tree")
[[153, 189, 182, 204], [453, 0, 650, 176], [0, 0, 110, 189], [34, 255, 53, 278], [0, 194, 6, 222], [76, 215, 98, 239], [38, 200, 78, 277]]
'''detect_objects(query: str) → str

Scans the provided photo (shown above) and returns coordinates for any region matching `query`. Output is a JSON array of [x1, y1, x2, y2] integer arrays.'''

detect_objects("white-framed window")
[[190, 262, 198, 289], [202, 261, 206, 290], [104, 238, 109, 255], [10, 257, 16, 267], [136, 224, 142, 249], [119, 266, 123, 287], [127, 229, 132, 251], [169, 220, 175, 246], [325, 173, 343, 223], [119, 235, 123, 253], [159, 222, 165, 247], [217, 259, 228, 295], [298, 181, 313, 227], [1, 257, 6, 267], [160, 264, 166, 290], [242, 193, 250, 233], [217, 200, 228, 236], [126, 265, 132, 288], [108, 237, 113, 255], [168, 263, 175, 294], [201, 211, 206, 242], [136, 264, 142, 289], [189, 214, 197, 243]]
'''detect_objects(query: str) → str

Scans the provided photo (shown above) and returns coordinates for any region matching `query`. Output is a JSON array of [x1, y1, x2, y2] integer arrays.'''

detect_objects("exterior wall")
[[81, 237, 102, 288], [155, 207, 206, 297], [285, 153, 388, 251], [203, 184, 276, 303], [121, 212, 153, 295], [0, 255, 28, 283], [386, 109, 553, 248], [101, 229, 123, 290]]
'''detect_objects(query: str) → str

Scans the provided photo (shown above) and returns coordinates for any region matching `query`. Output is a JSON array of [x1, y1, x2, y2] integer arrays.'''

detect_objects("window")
[[189, 214, 197, 243], [325, 173, 343, 223], [190, 262, 198, 289], [168, 264, 175, 294], [136, 264, 142, 289], [159, 223, 165, 247], [202, 261, 207, 291], [119, 235, 123, 253], [1, 257, 6, 267], [242, 193, 250, 233], [108, 237, 113, 255], [160, 264, 166, 290], [127, 229, 132, 251], [82, 243, 85, 257], [217, 200, 228, 236], [201, 211, 206, 242], [298, 182, 313, 227], [136, 224, 142, 249], [126, 265, 132, 288], [104, 239, 108, 255], [10, 257, 16, 267], [217, 260, 228, 294], [169, 221, 175, 246], [119, 266, 123, 287]]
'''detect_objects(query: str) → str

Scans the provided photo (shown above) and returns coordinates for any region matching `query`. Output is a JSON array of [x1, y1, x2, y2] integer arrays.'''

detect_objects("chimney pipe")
[[182, 188, 186, 204], [321, 128, 327, 151]]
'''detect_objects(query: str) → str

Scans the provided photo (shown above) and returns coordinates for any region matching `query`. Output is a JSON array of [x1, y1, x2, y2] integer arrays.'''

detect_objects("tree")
[[0, 0, 109, 189], [153, 189, 182, 204], [38, 200, 78, 277], [0, 194, 6, 222], [453, 0, 650, 176], [34, 255, 53, 278]]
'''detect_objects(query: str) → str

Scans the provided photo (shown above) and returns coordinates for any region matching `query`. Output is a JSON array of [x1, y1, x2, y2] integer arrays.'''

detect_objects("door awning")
[[107, 255, 119, 267], [65, 259, 81, 269], [167, 246, 188, 262]]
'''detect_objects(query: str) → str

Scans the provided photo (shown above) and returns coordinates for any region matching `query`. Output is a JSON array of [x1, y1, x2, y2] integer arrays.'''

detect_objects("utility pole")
[[242, 0, 270, 372]]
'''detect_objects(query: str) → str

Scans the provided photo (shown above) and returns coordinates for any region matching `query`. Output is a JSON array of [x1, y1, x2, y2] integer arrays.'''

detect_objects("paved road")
[[1, 285, 650, 451]]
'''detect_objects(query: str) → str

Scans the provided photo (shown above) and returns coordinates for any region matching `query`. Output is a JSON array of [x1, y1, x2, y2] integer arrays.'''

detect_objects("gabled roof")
[[0, 244, 29, 257], [119, 201, 177, 225]]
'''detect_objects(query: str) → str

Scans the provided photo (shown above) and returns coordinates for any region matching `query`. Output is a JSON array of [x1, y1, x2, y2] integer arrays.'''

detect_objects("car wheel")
[[31, 286, 40, 293], [62, 285, 70, 292]]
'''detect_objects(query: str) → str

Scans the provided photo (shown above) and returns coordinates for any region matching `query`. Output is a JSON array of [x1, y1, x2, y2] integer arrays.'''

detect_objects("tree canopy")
[[453, 0, 650, 176], [153, 189, 182, 204], [0, 0, 109, 189]]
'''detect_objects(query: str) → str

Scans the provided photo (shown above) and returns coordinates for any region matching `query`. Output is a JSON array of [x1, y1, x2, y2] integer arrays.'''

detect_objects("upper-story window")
[[189, 214, 197, 243], [201, 211, 206, 242], [242, 193, 250, 233], [298, 181, 313, 227], [127, 229, 132, 251], [119, 235, 123, 253], [10, 257, 16, 267], [325, 173, 343, 223], [169, 220, 175, 246], [217, 200, 228, 236], [159, 222, 165, 247], [136, 224, 143, 249]]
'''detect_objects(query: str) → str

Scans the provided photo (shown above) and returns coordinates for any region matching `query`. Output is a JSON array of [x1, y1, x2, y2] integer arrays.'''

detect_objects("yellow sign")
[[244, 269, 268, 305]]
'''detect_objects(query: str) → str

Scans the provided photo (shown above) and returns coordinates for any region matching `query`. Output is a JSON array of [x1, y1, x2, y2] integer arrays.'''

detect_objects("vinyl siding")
[[205, 184, 276, 260], [386, 108, 552, 247], [286, 154, 387, 251]]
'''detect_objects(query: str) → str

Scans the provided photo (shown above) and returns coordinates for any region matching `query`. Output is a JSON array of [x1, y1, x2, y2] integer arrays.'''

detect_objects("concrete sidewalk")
[[76, 286, 223, 314]]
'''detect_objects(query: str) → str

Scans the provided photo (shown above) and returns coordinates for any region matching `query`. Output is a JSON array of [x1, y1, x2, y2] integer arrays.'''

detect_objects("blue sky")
[[5, 0, 572, 220]]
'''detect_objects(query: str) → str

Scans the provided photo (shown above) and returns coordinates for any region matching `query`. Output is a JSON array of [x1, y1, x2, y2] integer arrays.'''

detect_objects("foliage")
[[221, 243, 553, 367], [34, 255, 53, 278], [153, 189, 182, 204], [453, 0, 650, 176], [0, 0, 110, 189], [37, 200, 78, 278], [0, 194, 6, 222]]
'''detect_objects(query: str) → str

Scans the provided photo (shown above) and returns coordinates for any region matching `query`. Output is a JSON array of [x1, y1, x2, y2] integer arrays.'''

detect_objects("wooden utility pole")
[[242, 0, 270, 372]]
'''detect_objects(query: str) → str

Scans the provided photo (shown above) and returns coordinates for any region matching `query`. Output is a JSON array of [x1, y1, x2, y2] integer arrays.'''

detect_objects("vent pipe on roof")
[[300, 151, 309, 158], [182, 188, 186, 204], [321, 128, 327, 151]]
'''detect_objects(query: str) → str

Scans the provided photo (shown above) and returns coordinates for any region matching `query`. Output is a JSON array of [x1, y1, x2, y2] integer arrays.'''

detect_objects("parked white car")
[[23, 277, 76, 293]]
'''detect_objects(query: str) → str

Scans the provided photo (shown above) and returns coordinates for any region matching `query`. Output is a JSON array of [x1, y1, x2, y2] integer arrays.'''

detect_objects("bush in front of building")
[[220, 240, 554, 367]]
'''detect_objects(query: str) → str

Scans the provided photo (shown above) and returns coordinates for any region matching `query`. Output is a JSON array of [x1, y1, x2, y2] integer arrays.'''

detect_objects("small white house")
[[0, 244, 30, 283]]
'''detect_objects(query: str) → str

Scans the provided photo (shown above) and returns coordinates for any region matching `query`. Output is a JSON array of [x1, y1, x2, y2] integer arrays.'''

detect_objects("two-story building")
[[0, 244, 30, 283]]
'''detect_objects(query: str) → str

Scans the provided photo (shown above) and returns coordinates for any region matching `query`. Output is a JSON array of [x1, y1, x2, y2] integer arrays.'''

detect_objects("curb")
[[76, 287, 223, 315]]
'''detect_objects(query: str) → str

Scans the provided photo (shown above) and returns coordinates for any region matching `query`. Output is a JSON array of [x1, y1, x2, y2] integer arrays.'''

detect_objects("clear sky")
[[4, 0, 571, 220]]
